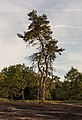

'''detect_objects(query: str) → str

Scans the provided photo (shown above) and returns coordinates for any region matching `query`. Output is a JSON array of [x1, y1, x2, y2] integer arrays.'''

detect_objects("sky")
[[0, 0, 82, 79]]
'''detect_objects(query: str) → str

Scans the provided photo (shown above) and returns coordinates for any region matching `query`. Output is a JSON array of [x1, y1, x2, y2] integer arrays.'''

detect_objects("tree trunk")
[[37, 60, 46, 102], [40, 77, 45, 103], [41, 81, 45, 102], [21, 83, 25, 100], [37, 79, 40, 101], [22, 89, 25, 100]]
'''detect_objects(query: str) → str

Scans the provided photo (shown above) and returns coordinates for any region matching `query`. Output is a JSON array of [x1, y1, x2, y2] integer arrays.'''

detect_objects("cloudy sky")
[[0, 0, 82, 79]]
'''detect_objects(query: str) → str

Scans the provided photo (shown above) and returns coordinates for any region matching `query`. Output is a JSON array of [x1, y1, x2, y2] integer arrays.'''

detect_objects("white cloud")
[[67, 53, 82, 64], [53, 25, 82, 29], [47, 9, 82, 12]]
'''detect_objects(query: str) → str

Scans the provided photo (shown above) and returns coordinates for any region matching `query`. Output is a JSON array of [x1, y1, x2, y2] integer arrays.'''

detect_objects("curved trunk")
[[41, 78, 45, 102], [39, 76, 46, 103]]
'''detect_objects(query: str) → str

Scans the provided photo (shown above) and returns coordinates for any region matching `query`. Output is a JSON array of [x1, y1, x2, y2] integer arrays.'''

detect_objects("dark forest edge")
[[0, 64, 82, 101]]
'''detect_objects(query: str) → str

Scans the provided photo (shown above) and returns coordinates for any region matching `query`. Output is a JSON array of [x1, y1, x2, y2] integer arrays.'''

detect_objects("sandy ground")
[[0, 101, 82, 120]]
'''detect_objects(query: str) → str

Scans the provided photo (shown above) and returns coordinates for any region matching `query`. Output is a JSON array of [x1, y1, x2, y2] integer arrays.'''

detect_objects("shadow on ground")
[[0, 101, 82, 120]]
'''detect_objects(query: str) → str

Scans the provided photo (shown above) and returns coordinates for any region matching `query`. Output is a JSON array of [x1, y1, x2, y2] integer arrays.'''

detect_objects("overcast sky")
[[0, 0, 82, 79]]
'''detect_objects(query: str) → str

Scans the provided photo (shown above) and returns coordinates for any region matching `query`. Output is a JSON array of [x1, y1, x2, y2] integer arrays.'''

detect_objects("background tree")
[[51, 79, 63, 100], [64, 67, 82, 100], [17, 10, 64, 102], [1, 64, 36, 100], [0, 72, 7, 98], [1, 65, 22, 99]]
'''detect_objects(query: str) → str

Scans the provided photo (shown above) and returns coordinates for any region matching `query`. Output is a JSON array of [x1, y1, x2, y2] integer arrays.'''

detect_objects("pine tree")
[[17, 10, 64, 102]]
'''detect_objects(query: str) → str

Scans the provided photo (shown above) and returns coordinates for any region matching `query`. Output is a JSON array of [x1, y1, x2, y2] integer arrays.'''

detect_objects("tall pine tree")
[[17, 10, 64, 102]]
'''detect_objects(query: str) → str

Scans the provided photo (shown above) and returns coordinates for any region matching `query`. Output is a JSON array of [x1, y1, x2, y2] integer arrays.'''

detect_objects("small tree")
[[17, 10, 64, 102]]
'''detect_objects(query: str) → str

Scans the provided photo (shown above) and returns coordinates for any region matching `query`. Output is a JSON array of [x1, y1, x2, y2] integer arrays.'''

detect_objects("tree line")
[[0, 64, 82, 101]]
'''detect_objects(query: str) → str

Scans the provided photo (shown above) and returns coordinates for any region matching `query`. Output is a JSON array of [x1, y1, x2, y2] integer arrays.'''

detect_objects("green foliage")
[[64, 67, 82, 100], [47, 67, 82, 101], [0, 64, 37, 100], [0, 65, 82, 101], [17, 10, 64, 102]]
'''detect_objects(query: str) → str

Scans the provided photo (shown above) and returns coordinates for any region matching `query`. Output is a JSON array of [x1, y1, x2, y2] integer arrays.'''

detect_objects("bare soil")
[[0, 101, 82, 120]]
